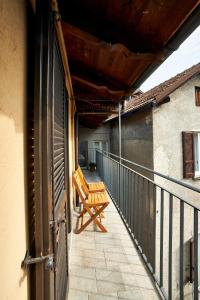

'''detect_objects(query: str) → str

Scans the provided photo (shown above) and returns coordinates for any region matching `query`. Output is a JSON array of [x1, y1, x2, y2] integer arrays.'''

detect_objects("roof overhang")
[[58, 0, 200, 127]]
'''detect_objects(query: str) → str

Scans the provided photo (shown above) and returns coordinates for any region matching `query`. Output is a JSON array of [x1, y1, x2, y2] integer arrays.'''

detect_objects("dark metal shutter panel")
[[53, 37, 68, 300], [182, 131, 194, 178], [53, 40, 65, 207], [195, 87, 200, 106]]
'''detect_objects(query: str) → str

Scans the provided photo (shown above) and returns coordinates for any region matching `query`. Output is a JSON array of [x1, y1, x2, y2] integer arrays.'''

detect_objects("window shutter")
[[195, 87, 200, 106], [182, 131, 194, 178]]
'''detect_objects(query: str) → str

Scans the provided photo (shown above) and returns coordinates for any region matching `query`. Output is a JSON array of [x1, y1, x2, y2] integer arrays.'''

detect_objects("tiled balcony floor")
[[68, 171, 159, 300]]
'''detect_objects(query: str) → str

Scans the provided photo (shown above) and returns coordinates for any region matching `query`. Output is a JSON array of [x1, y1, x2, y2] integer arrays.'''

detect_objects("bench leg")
[[75, 203, 108, 234]]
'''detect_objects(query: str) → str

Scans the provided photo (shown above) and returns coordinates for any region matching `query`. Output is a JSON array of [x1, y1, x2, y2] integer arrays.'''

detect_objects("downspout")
[[118, 102, 122, 162], [118, 102, 122, 205]]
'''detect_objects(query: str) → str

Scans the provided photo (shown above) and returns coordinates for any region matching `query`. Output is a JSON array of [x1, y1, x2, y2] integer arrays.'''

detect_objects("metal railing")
[[95, 149, 200, 300]]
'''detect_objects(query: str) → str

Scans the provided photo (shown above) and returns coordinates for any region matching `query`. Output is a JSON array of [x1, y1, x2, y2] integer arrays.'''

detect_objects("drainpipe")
[[118, 102, 122, 162], [118, 102, 122, 203]]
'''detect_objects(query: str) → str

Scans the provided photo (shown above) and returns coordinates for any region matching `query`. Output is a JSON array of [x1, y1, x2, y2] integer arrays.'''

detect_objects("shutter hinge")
[[21, 251, 54, 270]]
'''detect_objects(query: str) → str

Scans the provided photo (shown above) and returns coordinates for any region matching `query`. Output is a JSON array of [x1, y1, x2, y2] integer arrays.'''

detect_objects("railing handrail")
[[96, 149, 200, 195], [97, 150, 200, 210]]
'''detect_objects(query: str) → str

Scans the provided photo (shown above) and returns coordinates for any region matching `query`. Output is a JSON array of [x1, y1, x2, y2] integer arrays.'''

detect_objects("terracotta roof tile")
[[124, 62, 200, 113]]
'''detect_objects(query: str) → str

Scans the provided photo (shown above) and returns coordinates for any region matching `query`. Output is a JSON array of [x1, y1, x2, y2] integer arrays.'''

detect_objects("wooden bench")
[[77, 166, 105, 193], [72, 170, 110, 234]]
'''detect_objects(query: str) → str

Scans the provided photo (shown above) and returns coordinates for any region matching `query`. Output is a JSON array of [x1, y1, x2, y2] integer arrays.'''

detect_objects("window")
[[182, 131, 200, 179], [195, 87, 200, 106]]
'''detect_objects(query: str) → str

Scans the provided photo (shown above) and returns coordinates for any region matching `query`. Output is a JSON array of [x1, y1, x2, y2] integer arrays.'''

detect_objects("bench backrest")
[[77, 166, 88, 186], [72, 170, 88, 204], [77, 166, 89, 196]]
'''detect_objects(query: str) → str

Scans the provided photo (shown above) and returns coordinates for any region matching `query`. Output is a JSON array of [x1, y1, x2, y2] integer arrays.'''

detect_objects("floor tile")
[[68, 289, 89, 300], [88, 294, 118, 300], [134, 275, 155, 290], [121, 272, 138, 287], [97, 280, 126, 294], [73, 248, 105, 259], [69, 275, 97, 293], [70, 265, 96, 279], [96, 269, 124, 284], [140, 288, 159, 299], [118, 288, 143, 300], [126, 254, 142, 265], [71, 255, 107, 269], [72, 240, 96, 250], [105, 252, 129, 263]]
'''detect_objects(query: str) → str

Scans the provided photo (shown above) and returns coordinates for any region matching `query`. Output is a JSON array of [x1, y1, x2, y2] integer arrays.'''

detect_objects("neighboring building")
[[108, 63, 200, 298], [121, 63, 200, 194], [78, 123, 111, 167]]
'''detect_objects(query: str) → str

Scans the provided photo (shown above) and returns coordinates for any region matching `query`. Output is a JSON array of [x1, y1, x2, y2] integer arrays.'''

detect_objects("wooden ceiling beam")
[[62, 22, 157, 61], [62, 22, 158, 88], [72, 75, 129, 100]]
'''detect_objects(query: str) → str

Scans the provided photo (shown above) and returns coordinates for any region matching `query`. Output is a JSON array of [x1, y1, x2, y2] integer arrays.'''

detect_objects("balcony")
[[69, 150, 200, 300], [68, 170, 159, 300]]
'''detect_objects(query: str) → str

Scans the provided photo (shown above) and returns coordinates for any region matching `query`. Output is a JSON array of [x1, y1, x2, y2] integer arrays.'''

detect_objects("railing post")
[[193, 208, 198, 300], [168, 194, 173, 299], [160, 188, 164, 287], [179, 201, 184, 300]]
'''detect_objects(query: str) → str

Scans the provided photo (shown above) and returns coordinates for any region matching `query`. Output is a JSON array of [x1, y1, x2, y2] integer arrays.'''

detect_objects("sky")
[[140, 25, 200, 92]]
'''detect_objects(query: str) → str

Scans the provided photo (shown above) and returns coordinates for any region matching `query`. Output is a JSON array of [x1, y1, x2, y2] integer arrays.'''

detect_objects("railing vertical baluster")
[[132, 172, 135, 232], [143, 178, 147, 258], [122, 165, 124, 213], [125, 167, 127, 218], [134, 173, 138, 239], [124, 166, 126, 216], [121, 164, 123, 212], [127, 169, 130, 223], [160, 188, 164, 287], [125, 169, 129, 221], [138, 175, 141, 247], [135, 175, 139, 240], [120, 163, 122, 209], [114, 161, 116, 200], [179, 201, 184, 300], [124, 168, 127, 219], [153, 184, 157, 272], [142, 177, 146, 251], [118, 162, 120, 205], [168, 193, 173, 299], [127, 169, 129, 222], [128, 169, 131, 227], [147, 180, 151, 254], [193, 208, 198, 300]]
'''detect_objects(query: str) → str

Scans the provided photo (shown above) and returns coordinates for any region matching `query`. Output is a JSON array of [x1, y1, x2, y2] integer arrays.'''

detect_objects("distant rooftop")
[[124, 62, 200, 114]]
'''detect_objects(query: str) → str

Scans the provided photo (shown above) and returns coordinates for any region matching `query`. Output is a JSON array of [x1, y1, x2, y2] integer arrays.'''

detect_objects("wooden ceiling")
[[58, 0, 200, 127]]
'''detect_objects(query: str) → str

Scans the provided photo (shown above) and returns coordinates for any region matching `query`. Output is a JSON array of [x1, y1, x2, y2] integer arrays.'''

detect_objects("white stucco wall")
[[0, 0, 29, 299], [153, 75, 200, 298]]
